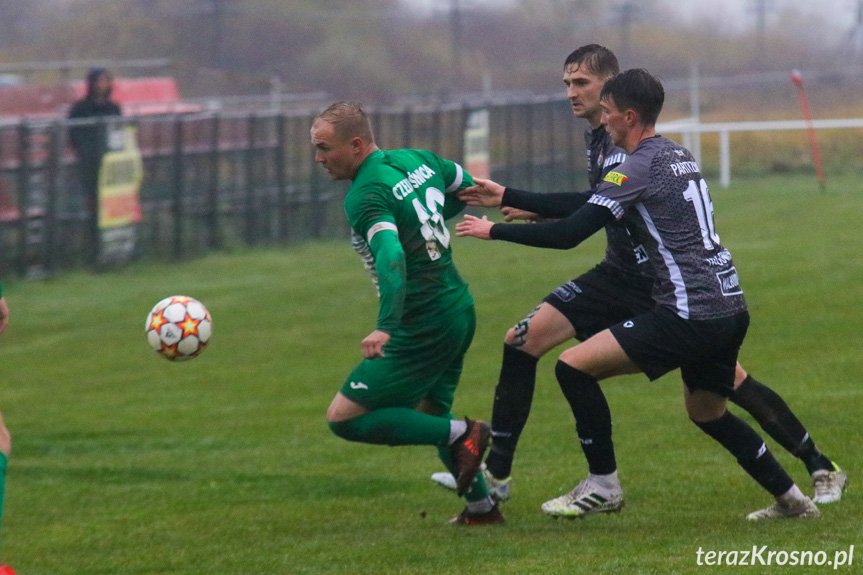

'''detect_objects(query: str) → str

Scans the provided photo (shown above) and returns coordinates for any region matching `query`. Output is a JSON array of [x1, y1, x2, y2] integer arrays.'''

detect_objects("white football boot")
[[747, 490, 821, 521], [541, 476, 624, 518], [812, 464, 847, 504]]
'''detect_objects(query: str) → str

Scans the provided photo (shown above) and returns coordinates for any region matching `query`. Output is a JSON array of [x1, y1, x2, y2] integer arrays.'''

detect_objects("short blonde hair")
[[314, 101, 375, 143]]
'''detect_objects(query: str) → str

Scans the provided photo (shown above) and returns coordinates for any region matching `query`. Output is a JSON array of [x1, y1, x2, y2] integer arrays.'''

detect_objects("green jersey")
[[344, 148, 474, 332]]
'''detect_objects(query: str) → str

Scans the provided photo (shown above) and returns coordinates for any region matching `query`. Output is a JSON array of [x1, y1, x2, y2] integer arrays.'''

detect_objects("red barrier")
[[1, 77, 201, 119]]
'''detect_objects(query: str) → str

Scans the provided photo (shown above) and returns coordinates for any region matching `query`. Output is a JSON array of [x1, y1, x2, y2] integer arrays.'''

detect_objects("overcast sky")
[[405, 0, 858, 32], [670, 0, 854, 30]]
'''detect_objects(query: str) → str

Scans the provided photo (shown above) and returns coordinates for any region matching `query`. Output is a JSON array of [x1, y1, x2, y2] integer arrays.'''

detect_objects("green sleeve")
[[435, 153, 474, 220], [442, 194, 467, 220], [368, 229, 406, 333]]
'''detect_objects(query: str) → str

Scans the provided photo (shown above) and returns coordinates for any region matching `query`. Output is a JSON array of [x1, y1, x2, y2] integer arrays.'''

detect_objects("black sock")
[[554, 360, 616, 476], [694, 411, 794, 497], [485, 344, 539, 479], [731, 375, 832, 474]]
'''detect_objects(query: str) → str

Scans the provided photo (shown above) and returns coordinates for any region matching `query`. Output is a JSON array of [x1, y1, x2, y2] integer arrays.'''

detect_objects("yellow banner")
[[98, 126, 143, 229]]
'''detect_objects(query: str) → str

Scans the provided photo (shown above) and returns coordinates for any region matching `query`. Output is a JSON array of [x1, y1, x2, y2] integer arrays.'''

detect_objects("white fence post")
[[720, 130, 730, 188]]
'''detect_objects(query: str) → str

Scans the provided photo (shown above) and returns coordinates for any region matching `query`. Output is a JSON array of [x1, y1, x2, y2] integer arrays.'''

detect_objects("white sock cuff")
[[448, 419, 468, 445], [779, 483, 805, 502], [589, 470, 620, 490]]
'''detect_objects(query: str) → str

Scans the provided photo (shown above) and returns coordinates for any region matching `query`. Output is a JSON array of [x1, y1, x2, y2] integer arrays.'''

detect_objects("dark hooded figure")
[[67, 68, 122, 266]]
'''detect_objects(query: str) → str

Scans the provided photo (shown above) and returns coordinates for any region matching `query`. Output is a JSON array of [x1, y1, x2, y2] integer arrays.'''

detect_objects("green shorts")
[[341, 305, 476, 414]]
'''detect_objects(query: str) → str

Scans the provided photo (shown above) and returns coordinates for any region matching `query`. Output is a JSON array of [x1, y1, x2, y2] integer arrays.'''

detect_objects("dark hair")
[[85, 67, 112, 99], [563, 44, 619, 79], [599, 68, 664, 126], [86, 67, 109, 83]]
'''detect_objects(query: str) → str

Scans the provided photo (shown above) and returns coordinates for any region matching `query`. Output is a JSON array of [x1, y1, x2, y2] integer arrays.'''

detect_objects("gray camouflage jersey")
[[585, 125, 650, 278], [589, 135, 747, 320]]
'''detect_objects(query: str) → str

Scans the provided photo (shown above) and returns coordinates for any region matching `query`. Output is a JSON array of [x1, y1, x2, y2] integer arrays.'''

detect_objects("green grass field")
[[1, 174, 861, 574]]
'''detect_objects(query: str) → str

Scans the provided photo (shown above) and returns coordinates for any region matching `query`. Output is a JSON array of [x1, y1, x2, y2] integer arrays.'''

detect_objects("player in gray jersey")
[[457, 68, 819, 520], [432, 45, 655, 504], [591, 137, 747, 319], [433, 44, 844, 513]]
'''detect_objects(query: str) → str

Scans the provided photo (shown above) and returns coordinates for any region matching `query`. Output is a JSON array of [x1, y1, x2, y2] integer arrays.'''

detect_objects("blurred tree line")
[[0, 0, 855, 109]]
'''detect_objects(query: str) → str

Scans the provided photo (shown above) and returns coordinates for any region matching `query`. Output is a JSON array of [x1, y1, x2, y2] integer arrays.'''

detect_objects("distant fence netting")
[[0, 97, 587, 278]]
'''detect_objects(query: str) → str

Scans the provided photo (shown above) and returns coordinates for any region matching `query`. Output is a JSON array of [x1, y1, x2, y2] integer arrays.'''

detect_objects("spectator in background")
[[68, 68, 121, 267]]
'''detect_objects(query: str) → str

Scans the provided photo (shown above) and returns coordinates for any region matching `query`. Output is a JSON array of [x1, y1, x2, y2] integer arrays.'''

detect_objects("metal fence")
[[0, 96, 586, 278]]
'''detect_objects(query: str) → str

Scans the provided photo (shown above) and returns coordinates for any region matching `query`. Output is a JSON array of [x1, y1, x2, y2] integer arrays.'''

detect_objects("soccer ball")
[[145, 295, 212, 360]]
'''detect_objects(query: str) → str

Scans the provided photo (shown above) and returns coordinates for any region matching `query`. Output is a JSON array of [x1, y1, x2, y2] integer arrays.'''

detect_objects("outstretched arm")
[[458, 177, 591, 220], [456, 202, 615, 250], [503, 188, 590, 219]]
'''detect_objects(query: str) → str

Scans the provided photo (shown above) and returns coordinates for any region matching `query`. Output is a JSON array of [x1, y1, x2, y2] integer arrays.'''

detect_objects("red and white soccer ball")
[[145, 295, 212, 361]]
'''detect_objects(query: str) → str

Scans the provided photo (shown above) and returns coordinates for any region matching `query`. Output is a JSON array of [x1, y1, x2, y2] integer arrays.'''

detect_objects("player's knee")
[[504, 326, 520, 347], [0, 423, 10, 457], [505, 320, 543, 356], [506, 306, 539, 350], [327, 392, 368, 423], [733, 363, 748, 387], [684, 390, 728, 423], [326, 402, 341, 423], [326, 395, 373, 442]]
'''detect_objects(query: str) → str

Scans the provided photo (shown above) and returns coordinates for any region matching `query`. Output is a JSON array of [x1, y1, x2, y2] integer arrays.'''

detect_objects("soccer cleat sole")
[[449, 503, 506, 526]]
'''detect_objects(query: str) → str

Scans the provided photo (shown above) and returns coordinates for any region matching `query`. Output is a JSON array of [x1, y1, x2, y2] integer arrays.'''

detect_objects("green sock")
[[328, 407, 451, 446], [329, 410, 491, 503], [437, 435, 490, 503]]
